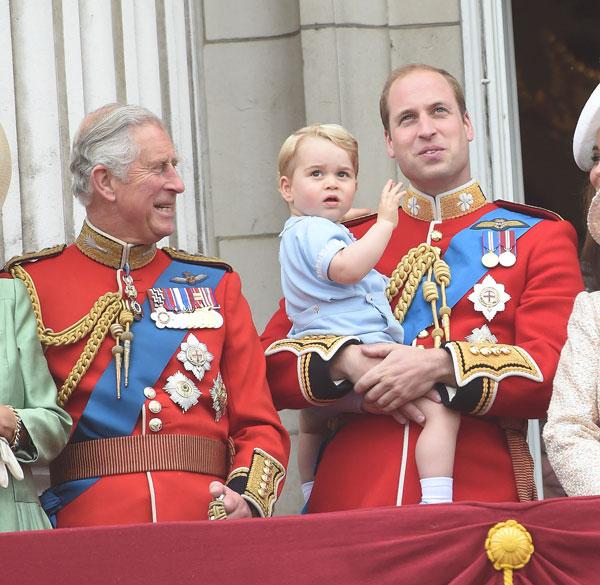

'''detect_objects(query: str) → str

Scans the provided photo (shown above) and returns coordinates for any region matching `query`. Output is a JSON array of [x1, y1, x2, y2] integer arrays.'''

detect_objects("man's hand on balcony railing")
[[208, 481, 253, 519]]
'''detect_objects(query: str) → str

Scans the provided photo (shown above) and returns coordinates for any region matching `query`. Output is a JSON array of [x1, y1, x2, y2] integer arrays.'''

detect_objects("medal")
[[481, 251, 499, 268], [466, 324, 498, 344], [210, 373, 228, 422], [467, 275, 511, 321], [163, 371, 201, 412], [148, 286, 223, 329], [481, 231, 499, 268], [498, 231, 517, 267], [177, 333, 213, 381], [498, 251, 516, 267]]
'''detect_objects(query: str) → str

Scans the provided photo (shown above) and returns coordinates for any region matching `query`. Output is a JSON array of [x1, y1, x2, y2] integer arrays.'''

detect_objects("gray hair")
[[70, 103, 166, 205]]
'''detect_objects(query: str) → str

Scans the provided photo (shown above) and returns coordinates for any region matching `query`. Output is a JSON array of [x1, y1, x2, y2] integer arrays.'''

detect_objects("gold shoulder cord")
[[12, 264, 122, 406], [385, 242, 451, 348]]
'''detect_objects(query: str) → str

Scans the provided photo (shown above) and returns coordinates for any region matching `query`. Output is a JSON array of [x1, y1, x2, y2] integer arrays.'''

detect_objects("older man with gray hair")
[[5, 103, 289, 527]]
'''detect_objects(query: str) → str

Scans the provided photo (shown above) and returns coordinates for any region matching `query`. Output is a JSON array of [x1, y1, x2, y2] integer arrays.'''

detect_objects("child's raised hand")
[[377, 180, 403, 228]]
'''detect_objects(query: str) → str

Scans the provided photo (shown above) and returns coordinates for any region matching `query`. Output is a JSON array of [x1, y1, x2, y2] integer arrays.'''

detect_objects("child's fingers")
[[390, 181, 404, 195]]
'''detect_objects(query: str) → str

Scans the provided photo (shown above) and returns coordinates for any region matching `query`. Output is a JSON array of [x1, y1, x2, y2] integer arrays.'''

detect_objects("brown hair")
[[278, 123, 359, 179], [379, 64, 467, 133]]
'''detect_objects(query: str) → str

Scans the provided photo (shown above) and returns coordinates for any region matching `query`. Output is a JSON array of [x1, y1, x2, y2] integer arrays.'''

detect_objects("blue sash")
[[401, 207, 542, 343], [42, 258, 226, 524]]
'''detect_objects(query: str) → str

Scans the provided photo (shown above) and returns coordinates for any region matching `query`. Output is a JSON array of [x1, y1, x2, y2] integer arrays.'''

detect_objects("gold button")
[[148, 400, 162, 414], [149, 418, 162, 432], [431, 230, 442, 242], [480, 347, 491, 356], [258, 489, 265, 497], [144, 387, 156, 399], [264, 460, 272, 467], [469, 346, 480, 355]]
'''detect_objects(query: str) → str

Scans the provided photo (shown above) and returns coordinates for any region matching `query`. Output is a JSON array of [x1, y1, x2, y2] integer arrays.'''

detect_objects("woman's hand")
[[0, 437, 23, 488], [0, 405, 17, 443]]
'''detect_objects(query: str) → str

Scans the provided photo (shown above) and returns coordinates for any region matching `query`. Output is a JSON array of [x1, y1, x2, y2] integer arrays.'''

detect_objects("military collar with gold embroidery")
[[76, 220, 157, 269], [402, 180, 487, 222]]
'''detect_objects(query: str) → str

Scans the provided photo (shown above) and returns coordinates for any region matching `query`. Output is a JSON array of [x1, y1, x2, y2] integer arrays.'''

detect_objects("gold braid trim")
[[385, 243, 452, 346], [12, 264, 122, 346], [57, 299, 122, 406], [162, 247, 233, 272], [11, 264, 123, 406]]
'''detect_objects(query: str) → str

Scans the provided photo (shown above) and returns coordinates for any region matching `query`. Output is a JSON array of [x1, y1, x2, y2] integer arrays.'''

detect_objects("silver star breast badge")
[[163, 371, 201, 412], [466, 324, 498, 344], [177, 333, 213, 381], [467, 275, 511, 321]]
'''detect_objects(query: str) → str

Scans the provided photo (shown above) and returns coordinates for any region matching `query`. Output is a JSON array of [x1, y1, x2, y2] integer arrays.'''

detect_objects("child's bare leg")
[[297, 393, 365, 503], [413, 396, 460, 503], [298, 408, 328, 480]]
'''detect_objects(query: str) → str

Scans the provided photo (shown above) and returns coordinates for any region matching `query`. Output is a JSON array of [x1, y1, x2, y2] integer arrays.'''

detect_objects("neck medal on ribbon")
[[148, 286, 223, 329]]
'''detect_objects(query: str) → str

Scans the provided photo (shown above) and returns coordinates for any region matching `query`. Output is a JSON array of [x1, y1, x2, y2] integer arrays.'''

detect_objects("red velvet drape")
[[3, 496, 598, 584]]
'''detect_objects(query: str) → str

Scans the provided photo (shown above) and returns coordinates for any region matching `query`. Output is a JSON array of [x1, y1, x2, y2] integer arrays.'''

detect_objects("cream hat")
[[574, 84, 600, 244], [0, 123, 11, 208], [573, 83, 600, 172]]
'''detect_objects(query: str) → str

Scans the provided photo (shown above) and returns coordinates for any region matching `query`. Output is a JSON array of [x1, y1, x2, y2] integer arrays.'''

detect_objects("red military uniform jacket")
[[7, 220, 289, 527], [261, 181, 582, 512]]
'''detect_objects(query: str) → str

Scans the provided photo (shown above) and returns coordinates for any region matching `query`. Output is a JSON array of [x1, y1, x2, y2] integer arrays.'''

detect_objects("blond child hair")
[[277, 123, 359, 180]]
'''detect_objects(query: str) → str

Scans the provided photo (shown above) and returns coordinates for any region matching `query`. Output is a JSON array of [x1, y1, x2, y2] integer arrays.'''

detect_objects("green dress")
[[0, 279, 71, 532]]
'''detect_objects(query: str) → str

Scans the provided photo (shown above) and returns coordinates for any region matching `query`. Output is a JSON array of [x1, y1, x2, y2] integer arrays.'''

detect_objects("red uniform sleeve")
[[444, 219, 584, 418], [219, 272, 290, 515], [487, 219, 583, 417]]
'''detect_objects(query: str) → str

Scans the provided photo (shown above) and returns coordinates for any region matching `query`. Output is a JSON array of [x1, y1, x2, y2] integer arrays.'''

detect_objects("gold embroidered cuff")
[[470, 377, 499, 415], [444, 341, 543, 386], [438, 377, 498, 415], [266, 336, 359, 405], [264, 335, 360, 361], [234, 449, 286, 518]]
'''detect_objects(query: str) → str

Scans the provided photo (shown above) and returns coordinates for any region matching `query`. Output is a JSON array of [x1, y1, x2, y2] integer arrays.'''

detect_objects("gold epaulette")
[[3, 244, 66, 272], [495, 199, 563, 221], [162, 247, 232, 272]]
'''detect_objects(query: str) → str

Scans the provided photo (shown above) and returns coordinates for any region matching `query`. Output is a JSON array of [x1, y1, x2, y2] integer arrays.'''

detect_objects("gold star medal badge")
[[177, 333, 213, 381], [210, 373, 228, 422], [468, 275, 511, 321], [163, 371, 201, 412]]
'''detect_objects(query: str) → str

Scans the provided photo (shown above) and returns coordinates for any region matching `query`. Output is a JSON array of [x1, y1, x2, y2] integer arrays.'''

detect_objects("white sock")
[[420, 476, 453, 504], [301, 481, 314, 504]]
